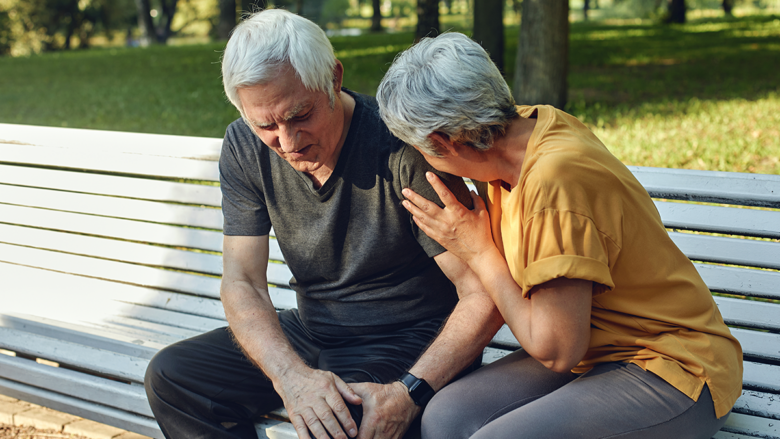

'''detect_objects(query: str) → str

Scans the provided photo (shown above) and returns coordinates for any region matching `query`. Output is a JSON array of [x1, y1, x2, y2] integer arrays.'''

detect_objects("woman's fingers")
[[423, 172, 458, 206], [401, 189, 441, 219]]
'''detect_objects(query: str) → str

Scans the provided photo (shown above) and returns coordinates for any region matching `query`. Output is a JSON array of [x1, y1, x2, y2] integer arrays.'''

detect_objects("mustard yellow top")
[[479, 105, 743, 419]]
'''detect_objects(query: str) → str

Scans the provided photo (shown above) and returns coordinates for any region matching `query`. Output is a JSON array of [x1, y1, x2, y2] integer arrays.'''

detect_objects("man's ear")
[[332, 60, 344, 92], [428, 132, 460, 157]]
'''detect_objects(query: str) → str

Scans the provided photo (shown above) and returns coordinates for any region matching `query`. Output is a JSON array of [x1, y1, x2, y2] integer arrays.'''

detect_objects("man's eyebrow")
[[282, 102, 308, 121]]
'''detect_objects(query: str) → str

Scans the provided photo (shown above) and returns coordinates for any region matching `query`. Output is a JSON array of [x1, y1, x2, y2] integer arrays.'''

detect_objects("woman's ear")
[[428, 132, 460, 157]]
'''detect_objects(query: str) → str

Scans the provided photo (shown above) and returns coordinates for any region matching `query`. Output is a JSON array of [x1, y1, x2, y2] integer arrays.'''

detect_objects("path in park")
[[0, 394, 150, 439]]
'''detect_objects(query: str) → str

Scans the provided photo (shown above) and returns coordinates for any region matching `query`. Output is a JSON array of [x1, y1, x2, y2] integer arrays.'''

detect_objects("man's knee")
[[144, 342, 193, 403]]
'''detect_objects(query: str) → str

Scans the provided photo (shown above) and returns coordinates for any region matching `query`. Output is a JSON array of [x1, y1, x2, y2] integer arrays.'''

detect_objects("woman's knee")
[[421, 379, 483, 439]]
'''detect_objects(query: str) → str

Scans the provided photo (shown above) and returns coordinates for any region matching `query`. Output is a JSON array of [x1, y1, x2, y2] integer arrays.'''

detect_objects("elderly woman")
[[376, 33, 742, 439]]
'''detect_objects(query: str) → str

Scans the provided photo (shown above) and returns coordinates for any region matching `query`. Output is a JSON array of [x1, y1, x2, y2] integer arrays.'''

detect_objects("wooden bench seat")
[[1, 123, 779, 439]]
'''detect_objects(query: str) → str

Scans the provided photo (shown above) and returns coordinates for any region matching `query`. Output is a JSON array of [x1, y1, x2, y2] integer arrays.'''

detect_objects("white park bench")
[[0, 123, 778, 439]]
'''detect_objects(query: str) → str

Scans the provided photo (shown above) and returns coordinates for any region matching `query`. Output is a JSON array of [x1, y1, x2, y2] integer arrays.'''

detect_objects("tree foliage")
[[0, 0, 134, 56]]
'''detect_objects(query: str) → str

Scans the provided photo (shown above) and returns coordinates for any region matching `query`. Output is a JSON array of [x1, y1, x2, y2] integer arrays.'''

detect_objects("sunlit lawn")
[[0, 12, 778, 174]]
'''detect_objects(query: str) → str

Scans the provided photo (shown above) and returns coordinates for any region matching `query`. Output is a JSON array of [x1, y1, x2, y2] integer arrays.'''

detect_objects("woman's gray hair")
[[222, 9, 337, 115], [377, 32, 517, 157]]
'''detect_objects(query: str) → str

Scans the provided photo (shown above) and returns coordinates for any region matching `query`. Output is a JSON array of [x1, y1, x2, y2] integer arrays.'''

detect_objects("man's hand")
[[349, 382, 420, 439], [276, 366, 363, 439]]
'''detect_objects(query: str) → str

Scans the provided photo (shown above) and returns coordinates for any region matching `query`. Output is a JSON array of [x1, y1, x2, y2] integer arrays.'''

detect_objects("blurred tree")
[[665, 0, 685, 23], [217, 0, 235, 39], [134, 0, 156, 45], [0, 0, 133, 55], [722, 0, 734, 15], [512, 0, 568, 109], [415, 0, 439, 42], [370, 0, 382, 31], [133, 0, 180, 44], [473, 0, 504, 72]]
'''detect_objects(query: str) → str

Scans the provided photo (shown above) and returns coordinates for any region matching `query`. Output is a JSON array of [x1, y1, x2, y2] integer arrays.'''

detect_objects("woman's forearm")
[[467, 248, 592, 373]]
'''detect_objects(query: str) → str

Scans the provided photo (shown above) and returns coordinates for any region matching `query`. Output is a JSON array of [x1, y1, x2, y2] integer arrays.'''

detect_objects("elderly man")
[[143, 9, 502, 439]]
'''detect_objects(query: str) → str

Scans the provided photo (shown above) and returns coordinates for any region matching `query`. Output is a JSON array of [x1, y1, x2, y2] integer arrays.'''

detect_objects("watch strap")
[[398, 372, 435, 408]]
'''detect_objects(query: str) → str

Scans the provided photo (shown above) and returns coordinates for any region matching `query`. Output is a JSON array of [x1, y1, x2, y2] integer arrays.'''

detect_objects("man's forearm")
[[222, 280, 308, 381], [408, 292, 503, 391]]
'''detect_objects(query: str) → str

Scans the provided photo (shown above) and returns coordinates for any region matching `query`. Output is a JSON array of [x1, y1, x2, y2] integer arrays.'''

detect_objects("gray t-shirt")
[[219, 90, 473, 335]]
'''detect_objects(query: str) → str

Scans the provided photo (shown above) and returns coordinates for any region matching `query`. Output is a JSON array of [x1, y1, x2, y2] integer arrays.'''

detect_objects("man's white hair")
[[377, 32, 517, 157], [222, 9, 337, 116]]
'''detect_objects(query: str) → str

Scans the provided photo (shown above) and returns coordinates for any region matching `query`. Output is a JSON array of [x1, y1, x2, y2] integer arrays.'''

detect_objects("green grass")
[[1, 12, 778, 174]]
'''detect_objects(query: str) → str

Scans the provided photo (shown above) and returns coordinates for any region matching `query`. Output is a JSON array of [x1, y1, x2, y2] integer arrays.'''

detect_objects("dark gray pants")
[[422, 349, 729, 439], [145, 310, 464, 439]]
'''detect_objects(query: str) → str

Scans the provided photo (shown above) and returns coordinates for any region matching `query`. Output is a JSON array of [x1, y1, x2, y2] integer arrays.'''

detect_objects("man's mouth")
[[287, 145, 311, 160]]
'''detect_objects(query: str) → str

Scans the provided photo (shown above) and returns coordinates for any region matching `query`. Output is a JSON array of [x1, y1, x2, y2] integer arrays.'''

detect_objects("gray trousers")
[[422, 349, 729, 439]]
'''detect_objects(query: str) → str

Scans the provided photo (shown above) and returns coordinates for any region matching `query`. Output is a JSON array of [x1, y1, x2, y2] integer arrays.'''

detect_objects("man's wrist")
[[397, 372, 436, 408]]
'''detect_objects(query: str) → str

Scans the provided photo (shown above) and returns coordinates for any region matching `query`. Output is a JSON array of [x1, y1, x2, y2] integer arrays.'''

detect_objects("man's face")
[[238, 70, 342, 176]]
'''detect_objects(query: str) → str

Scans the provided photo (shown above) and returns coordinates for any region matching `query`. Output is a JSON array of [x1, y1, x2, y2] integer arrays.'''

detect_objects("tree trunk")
[[371, 0, 383, 32], [583, 0, 589, 20], [512, 0, 569, 109], [218, 0, 237, 40], [666, 0, 686, 23], [473, 0, 504, 72], [415, 0, 439, 42], [134, 0, 156, 46], [157, 0, 178, 43], [722, 0, 734, 15]]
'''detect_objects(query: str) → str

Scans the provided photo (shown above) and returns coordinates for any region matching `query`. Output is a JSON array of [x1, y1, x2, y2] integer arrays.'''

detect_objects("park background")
[[0, 0, 778, 175]]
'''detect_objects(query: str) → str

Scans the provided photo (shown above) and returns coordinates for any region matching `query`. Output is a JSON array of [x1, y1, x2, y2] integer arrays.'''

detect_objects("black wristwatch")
[[398, 372, 436, 408]]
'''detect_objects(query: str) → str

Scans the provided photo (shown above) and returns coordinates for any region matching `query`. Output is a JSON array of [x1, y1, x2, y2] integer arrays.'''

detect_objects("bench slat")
[[0, 354, 152, 417], [696, 263, 780, 301], [0, 123, 221, 161], [629, 166, 780, 208], [730, 328, 780, 363], [102, 316, 203, 340], [655, 201, 780, 239], [713, 432, 767, 439], [0, 242, 291, 291], [0, 376, 162, 438], [0, 164, 222, 207], [0, 223, 224, 275], [0, 328, 148, 383], [0, 203, 225, 252], [734, 390, 780, 421], [0, 143, 220, 181], [0, 313, 161, 359], [743, 361, 780, 393], [722, 412, 780, 438], [1, 184, 223, 230], [1, 262, 227, 321], [0, 243, 222, 298], [715, 297, 780, 332], [671, 231, 780, 270]]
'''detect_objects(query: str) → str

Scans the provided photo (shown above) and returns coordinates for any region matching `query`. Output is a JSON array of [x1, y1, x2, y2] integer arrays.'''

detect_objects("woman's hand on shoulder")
[[402, 172, 494, 265]]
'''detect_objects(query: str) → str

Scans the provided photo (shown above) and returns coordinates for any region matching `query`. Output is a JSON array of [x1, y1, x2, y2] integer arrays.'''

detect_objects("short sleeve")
[[219, 123, 273, 236], [398, 146, 473, 258], [519, 209, 616, 297]]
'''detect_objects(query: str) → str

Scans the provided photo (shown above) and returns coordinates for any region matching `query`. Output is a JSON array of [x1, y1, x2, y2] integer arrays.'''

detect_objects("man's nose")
[[277, 124, 299, 152]]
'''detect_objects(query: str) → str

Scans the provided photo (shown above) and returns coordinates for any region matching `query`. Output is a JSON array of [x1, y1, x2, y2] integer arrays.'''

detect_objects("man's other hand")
[[349, 382, 420, 439], [277, 367, 362, 439]]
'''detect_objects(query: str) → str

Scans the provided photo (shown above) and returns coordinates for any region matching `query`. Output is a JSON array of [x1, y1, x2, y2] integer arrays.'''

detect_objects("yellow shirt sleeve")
[[520, 208, 615, 297]]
